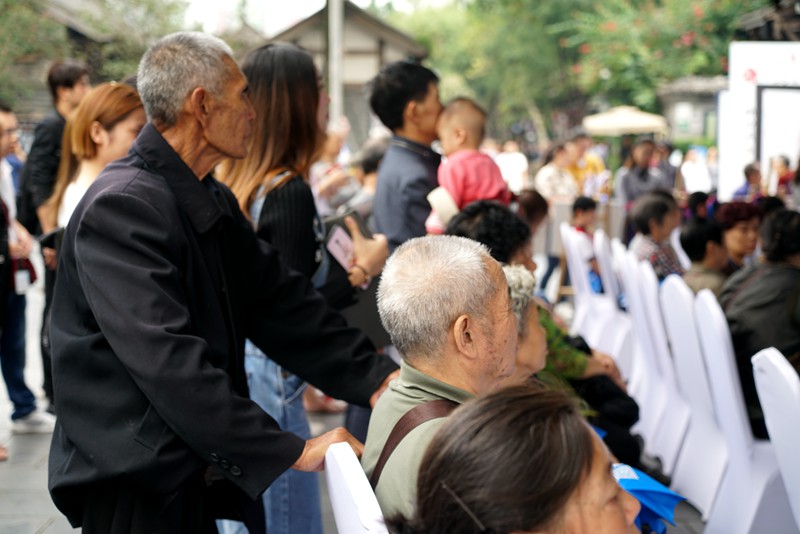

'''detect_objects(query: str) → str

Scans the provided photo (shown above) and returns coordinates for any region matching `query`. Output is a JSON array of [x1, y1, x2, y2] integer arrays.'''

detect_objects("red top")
[[438, 150, 511, 209]]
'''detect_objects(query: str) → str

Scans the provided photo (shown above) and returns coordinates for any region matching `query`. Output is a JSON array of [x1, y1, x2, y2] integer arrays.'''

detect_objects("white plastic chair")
[[670, 226, 691, 270], [660, 275, 727, 519], [325, 442, 389, 533], [616, 251, 666, 451], [594, 228, 621, 303], [694, 291, 798, 534], [636, 261, 690, 475], [752, 347, 800, 529]]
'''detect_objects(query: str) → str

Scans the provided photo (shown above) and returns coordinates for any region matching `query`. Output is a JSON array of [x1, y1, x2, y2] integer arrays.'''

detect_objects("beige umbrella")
[[582, 106, 669, 136]]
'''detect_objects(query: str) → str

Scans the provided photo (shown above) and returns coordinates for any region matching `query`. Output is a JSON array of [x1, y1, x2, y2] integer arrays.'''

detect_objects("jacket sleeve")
[[73, 191, 306, 499], [23, 118, 63, 208], [401, 171, 435, 243], [239, 201, 397, 405]]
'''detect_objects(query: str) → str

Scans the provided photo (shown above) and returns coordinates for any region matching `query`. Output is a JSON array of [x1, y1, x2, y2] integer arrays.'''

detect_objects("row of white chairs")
[[559, 222, 799, 533]]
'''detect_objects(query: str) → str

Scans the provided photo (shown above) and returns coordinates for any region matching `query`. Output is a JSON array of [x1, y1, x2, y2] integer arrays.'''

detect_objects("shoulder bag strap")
[[370, 399, 459, 489]]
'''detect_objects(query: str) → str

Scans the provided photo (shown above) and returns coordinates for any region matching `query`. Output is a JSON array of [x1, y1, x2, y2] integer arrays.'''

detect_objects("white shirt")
[[496, 151, 529, 194], [58, 181, 90, 228]]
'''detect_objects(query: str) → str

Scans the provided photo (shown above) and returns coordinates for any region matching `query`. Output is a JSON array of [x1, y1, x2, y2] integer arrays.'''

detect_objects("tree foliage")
[[376, 0, 767, 139], [0, 0, 67, 105], [557, 0, 769, 110]]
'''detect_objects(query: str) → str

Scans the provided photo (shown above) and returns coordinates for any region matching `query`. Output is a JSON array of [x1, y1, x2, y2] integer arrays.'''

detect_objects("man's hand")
[[345, 216, 388, 277], [292, 427, 364, 472], [370, 369, 400, 408], [9, 220, 32, 259], [43, 247, 57, 270]]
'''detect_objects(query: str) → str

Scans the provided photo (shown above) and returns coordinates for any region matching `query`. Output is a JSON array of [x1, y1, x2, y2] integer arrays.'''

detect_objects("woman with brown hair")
[[217, 43, 388, 534], [39, 82, 144, 412]]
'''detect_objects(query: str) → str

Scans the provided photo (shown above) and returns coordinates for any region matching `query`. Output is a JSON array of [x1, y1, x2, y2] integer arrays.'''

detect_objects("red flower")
[[601, 21, 617, 31], [579, 43, 591, 54], [692, 5, 704, 19], [572, 63, 582, 74], [681, 31, 695, 46]]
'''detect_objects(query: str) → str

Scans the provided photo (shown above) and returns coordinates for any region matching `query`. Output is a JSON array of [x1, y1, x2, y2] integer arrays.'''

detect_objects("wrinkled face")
[[0, 111, 18, 158], [203, 57, 255, 160], [474, 260, 519, 394], [97, 108, 147, 166], [724, 217, 760, 261], [556, 431, 642, 534], [515, 303, 547, 378]]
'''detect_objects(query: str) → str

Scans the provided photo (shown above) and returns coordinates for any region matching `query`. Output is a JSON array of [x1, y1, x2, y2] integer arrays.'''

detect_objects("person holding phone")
[[217, 42, 390, 534]]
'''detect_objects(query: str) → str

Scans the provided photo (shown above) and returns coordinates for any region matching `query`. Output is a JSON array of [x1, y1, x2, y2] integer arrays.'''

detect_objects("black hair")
[[679, 221, 723, 262], [0, 100, 12, 114], [755, 196, 785, 220], [572, 196, 597, 215], [516, 189, 549, 228], [369, 61, 439, 131], [687, 191, 709, 218], [761, 209, 800, 262], [631, 192, 676, 235], [387, 386, 595, 534], [445, 200, 531, 263], [47, 59, 90, 104], [542, 142, 566, 166], [356, 138, 389, 175]]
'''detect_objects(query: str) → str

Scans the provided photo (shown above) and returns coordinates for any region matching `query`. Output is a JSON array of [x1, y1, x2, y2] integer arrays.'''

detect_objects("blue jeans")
[[1, 292, 36, 420], [217, 342, 323, 534]]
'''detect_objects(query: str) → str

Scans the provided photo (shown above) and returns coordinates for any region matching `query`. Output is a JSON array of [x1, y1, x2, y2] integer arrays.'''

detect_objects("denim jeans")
[[217, 341, 323, 534], [1, 292, 36, 420]]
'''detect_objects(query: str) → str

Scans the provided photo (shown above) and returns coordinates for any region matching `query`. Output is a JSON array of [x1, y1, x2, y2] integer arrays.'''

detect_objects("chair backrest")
[[752, 347, 800, 525], [660, 275, 715, 415], [671, 226, 691, 270], [637, 261, 679, 389], [694, 289, 755, 461], [594, 228, 621, 300], [559, 222, 592, 298], [325, 443, 389, 534], [618, 251, 660, 378]]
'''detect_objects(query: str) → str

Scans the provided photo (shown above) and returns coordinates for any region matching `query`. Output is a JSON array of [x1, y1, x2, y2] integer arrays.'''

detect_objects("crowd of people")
[[0, 29, 797, 533]]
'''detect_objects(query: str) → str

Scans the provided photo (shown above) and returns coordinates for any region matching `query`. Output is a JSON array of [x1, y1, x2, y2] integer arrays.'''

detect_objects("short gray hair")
[[503, 264, 536, 334], [377, 235, 496, 359], [137, 32, 234, 127]]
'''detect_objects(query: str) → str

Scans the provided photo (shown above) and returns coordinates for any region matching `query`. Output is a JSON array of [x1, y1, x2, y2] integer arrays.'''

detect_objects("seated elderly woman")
[[720, 209, 800, 439], [388, 385, 641, 534], [446, 200, 641, 467], [715, 201, 762, 276], [502, 264, 548, 385]]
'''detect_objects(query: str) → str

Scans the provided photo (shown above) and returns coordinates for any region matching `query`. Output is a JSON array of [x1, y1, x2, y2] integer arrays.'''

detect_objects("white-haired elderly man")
[[47, 32, 398, 533], [362, 234, 518, 517]]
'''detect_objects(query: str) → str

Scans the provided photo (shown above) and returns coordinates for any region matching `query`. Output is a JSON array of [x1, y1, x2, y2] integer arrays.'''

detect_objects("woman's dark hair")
[[542, 142, 567, 166], [516, 189, 549, 228], [369, 61, 439, 131], [755, 195, 785, 220], [445, 200, 531, 263], [761, 209, 800, 262], [687, 191, 709, 218], [218, 42, 323, 214], [387, 386, 595, 534], [631, 191, 676, 235], [355, 137, 389, 175], [680, 221, 723, 262], [715, 201, 762, 231]]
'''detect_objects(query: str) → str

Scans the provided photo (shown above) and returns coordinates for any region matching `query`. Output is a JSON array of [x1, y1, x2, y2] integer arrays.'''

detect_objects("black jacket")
[[17, 111, 65, 234], [48, 124, 397, 525]]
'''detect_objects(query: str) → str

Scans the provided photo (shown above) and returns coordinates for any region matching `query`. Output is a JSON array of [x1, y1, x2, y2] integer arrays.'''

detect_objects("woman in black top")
[[217, 43, 387, 534]]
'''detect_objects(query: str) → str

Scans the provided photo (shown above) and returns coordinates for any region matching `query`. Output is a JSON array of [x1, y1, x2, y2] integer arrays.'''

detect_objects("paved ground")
[[0, 250, 705, 533]]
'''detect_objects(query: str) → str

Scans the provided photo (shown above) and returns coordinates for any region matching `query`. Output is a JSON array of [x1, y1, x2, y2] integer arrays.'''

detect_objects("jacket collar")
[[390, 135, 440, 163], [132, 123, 230, 234]]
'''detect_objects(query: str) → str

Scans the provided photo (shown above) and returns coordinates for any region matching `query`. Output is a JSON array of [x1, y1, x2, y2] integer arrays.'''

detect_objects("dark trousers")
[[81, 475, 266, 534], [1, 291, 36, 420], [41, 263, 55, 405]]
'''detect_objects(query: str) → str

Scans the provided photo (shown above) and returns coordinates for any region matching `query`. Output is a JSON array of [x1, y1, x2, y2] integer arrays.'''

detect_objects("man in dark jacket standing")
[[369, 62, 442, 251], [48, 32, 397, 533]]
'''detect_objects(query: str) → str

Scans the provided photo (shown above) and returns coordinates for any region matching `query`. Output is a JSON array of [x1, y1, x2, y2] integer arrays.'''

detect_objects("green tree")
[[0, 0, 67, 104], [557, 0, 769, 110], [85, 0, 189, 81]]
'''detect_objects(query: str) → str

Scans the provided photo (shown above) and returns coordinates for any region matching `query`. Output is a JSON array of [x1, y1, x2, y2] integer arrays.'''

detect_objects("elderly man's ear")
[[452, 314, 480, 361], [187, 87, 213, 127]]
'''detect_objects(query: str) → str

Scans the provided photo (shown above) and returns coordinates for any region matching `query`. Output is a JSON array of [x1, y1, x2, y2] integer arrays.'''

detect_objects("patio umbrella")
[[582, 106, 669, 137]]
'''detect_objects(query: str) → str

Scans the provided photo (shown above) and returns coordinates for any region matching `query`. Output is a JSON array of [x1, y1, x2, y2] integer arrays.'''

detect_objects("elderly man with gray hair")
[[362, 234, 518, 518], [48, 32, 398, 532]]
